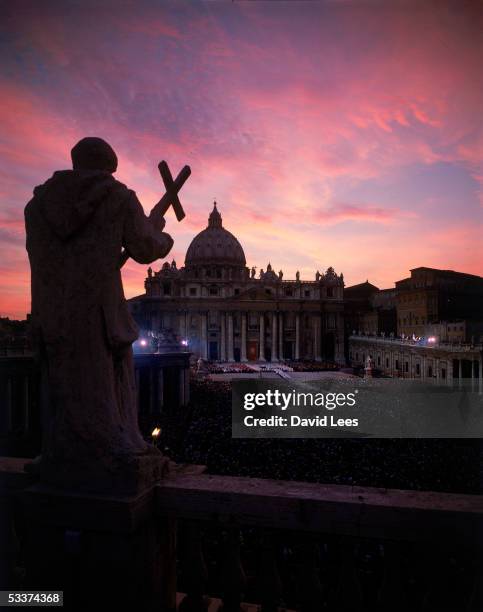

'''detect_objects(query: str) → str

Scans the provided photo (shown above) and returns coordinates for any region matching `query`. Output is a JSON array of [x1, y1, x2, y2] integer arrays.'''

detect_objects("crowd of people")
[[284, 359, 339, 372], [159, 378, 482, 495]]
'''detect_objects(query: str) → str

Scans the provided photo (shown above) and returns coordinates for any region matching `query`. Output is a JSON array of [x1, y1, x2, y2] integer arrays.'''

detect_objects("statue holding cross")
[[24, 137, 190, 494]]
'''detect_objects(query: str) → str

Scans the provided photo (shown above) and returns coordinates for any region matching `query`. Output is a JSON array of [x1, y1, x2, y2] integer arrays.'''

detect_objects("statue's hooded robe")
[[25, 166, 173, 491]]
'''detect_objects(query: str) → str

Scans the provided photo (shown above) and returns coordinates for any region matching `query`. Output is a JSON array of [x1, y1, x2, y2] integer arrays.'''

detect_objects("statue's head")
[[71, 137, 118, 173]]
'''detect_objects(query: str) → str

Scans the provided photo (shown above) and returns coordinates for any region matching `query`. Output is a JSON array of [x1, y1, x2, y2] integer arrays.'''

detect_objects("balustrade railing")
[[1, 459, 482, 611]]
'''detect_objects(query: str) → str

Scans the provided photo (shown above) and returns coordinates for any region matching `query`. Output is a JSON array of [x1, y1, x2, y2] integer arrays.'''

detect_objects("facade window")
[[395, 359, 399, 370], [163, 282, 171, 296], [428, 366, 433, 377], [285, 288, 293, 297], [327, 287, 333, 297], [442, 368, 446, 379], [377, 356, 381, 366], [416, 363, 420, 375], [304, 290, 310, 297], [189, 287, 197, 296], [216, 270, 222, 279], [265, 289, 272, 295], [234, 288, 240, 295], [356, 353, 359, 361], [209, 286, 219, 296], [405, 361, 409, 372], [385, 357, 389, 367]]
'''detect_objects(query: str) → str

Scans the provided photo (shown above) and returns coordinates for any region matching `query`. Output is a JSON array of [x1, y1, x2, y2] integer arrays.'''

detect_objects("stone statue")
[[278, 270, 283, 280], [316, 271, 321, 281], [24, 137, 180, 494], [364, 355, 373, 378], [296, 270, 300, 281], [251, 266, 256, 279]]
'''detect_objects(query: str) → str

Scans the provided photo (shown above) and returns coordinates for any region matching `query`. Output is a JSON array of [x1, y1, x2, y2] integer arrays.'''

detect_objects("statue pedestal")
[[21, 484, 175, 612]]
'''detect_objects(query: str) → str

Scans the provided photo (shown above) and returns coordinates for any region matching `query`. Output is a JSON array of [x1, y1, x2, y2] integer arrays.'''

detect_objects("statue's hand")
[[149, 208, 166, 232]]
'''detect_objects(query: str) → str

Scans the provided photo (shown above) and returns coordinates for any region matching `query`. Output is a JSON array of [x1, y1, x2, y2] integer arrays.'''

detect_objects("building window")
[[442, 368, 446, 379], [416, 363, 420, 375], [234, 288, 240, 295], [163, 282, 171, 296], [377, 356, 381, 366], [405, 361, 409, 372], [304, 290, 310, 297], [428, 366, 433, 377], [216, 270, 222, 279], [189, 287, 197, 296], [285, 288, 293, 297], [327, 287, 333, 297], [395, 359, 399, 370], [209, 286, 219, 296], [385, 357, 389, 367], [266, 289, 272, 295]]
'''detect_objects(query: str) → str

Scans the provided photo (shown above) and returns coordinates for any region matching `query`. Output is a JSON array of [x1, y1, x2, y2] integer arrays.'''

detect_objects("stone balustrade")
[[1, 458, 482, 611]]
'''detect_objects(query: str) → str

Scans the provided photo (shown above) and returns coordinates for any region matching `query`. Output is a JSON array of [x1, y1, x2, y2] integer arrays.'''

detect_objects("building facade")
[[349, 334, 483, 388], [129, 203, 345, 363], [395, 267, 483, 338]]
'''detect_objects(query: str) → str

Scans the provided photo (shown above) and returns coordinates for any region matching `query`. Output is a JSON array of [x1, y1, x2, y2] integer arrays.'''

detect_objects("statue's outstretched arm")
[[121, 191, 173, 265]]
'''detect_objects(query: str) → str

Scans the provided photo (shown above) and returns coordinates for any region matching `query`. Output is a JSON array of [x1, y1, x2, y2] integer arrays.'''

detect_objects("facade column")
[[458, 358, 463, 389], [179, 311, 186, 340], [295, 313, 300, 360], [271, 313, 278, 362], [471, 358, 475, 391], [314, 315, 322, 361], [241, 313, 248, 362], [259, 313, 266, 361], [227, 313, 235, 361], [421, 355, 426, 381], [200, 313, 208, 359], [436, 357, 440, 385], [220, 312, 226, 361], [278, 312, 284, 361]]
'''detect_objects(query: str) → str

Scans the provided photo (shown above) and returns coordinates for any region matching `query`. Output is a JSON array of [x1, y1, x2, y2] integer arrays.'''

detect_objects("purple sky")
[[0, 0, 482, 318]]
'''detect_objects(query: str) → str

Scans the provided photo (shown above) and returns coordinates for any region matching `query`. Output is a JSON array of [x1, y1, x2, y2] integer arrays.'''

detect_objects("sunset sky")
[[1, 0, 482, 319]]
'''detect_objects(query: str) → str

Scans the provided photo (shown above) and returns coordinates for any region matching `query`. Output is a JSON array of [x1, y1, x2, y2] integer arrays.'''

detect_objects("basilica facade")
[[128, 203, 345, 363]]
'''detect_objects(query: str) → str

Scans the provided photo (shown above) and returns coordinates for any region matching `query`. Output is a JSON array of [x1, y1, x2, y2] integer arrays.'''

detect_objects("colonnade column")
[[271, 313, 278, 362], [241, 313, 248, 362], [295, 313, 300, 360], [259, 314, 266, 361], [436, 357, 440, 385], [314, 316, 321, 361], [227, 313, 235, 361], [200, 313, 208, 359], [220, 312, 226, 361], [278, 312, 284, 361]]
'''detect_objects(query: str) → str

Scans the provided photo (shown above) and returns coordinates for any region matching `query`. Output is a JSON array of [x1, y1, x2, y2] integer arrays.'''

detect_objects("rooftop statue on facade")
[[24, 137, 189, 494]]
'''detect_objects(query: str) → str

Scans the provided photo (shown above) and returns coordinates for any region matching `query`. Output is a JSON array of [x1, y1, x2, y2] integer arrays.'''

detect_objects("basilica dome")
[[185, 202, 246, 266]]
